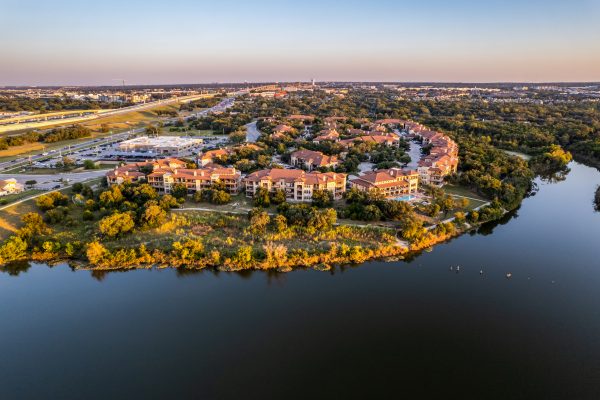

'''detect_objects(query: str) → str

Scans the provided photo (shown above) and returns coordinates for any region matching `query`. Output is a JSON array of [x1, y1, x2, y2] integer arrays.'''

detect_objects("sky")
[[1, 0, 599, 86]]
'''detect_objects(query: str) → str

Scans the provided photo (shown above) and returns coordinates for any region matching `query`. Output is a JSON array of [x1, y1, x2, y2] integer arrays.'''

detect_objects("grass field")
[[0, 189, 44, 205], [164, 128, 216, 137], [0, 177, 104, 241], [0, 196, 41, 240]]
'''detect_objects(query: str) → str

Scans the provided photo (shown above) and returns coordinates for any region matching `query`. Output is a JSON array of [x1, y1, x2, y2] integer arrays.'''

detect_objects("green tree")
[[312, 189, 333, 208], [270, 189, 287, 205], [210, 190, 231, 204], [171, 183, 188, 199], [253, 187, 271, 207], [83, 160, 98, 170]]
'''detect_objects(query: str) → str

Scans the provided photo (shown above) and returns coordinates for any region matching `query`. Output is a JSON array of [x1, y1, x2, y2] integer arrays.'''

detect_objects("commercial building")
[[117, 136, 203, 156], [290, 149, 339, 171], [350, 168, 419, 198], [244, 168, 346, 202]]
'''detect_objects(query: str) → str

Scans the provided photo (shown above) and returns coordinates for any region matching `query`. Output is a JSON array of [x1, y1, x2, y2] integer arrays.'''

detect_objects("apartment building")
[[290, 149, 339, 171], [243, 168, 346, 202], [147, 166, 241, 194], [106, 158, 241, 194], [350, 168, 419, 198]]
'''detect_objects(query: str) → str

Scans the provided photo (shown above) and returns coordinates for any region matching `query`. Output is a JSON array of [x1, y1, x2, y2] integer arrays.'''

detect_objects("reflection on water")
[[0, 260, 31, 276], [2, 162, 600, 399]]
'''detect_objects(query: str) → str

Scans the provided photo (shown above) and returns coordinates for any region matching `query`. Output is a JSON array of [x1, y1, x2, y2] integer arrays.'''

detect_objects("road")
[[0, 96, 238, 172], [0, 170, 107, 189], [0, 93, 219, 132], [245, 121, 261, 142]]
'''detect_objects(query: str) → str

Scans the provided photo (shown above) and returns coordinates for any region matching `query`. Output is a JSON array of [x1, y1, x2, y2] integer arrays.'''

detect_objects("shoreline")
[[3, 221, 475, 273]]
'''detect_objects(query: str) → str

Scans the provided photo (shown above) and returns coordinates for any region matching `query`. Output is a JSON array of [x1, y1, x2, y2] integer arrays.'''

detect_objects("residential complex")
[[312, 129, 340, 143], [243, 168, 346, 202], [403, 123, 459, 185], [339, 134, 401, 148], [106, 158, 241, 194], [290, 149, 338, 171]]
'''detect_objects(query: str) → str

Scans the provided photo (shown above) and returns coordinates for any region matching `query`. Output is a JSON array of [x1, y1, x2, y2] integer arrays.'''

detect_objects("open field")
[[443, 184, 489, 209], [0, 196, 42, 240], [0, 177, 103, 240], [164, 128, 216, 137]]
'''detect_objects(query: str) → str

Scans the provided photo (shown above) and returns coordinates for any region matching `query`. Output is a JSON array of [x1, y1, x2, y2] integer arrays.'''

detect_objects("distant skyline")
[[2, 0, 599, 86]]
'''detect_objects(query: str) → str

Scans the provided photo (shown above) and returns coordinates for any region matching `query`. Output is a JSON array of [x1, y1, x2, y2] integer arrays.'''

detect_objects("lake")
[[1, 161, 600, 399]]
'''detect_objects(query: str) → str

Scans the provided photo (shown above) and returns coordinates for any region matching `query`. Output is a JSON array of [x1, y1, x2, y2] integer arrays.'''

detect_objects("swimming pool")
[[393, 194, 416, 201]]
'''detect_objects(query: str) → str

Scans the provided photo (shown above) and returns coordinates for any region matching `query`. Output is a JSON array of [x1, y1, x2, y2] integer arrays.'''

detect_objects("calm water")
[[2, 161, 600, 399]]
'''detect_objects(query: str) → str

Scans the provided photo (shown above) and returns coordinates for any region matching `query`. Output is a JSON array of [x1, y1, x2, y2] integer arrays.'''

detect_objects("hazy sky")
[[1, 0, 599, 85]]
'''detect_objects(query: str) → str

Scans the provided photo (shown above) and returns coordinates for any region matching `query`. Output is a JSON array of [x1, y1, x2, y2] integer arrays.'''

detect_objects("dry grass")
[[0, 200, 38, 240]]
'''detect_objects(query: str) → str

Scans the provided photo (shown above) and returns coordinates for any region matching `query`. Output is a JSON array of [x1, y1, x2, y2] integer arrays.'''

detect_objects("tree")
[[272, 214, 287, 233], [145, 124, 160, 136], [253, 187, 271, 207], [142, 204, 167, 227], [454, 211, 466, 224], [229, 130, 246, 143], [86, 241, 108, 265], [361, 204, 383, 221], [83, 160, 98, 170], [456, 197, 469, 209], [270, 189, 287, 205], [247, 208, 270, 236], [440, 195, 455, 217], [0, 236, 28, 264], [171, 239, 204, 262], [210, 190, 231, 205], [99, 212, 135, 237], [82, 210, 94, 221], [18, 212, 51, 242], [160, 194, 179, 209], [99, 186, 123, 208], [171, 183, 188, 199], [312, 189, 333, 208], [100, 123, 110, 133], [308, 208, 337, 230], [399, 216, 425, 243], [25, 180, 37, 188], [35, 192, 69, 211]]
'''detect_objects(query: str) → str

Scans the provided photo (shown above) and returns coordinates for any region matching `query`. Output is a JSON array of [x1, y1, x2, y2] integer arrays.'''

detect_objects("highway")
[[0, 93, 221, 131], [0, 95, 239, 172]]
